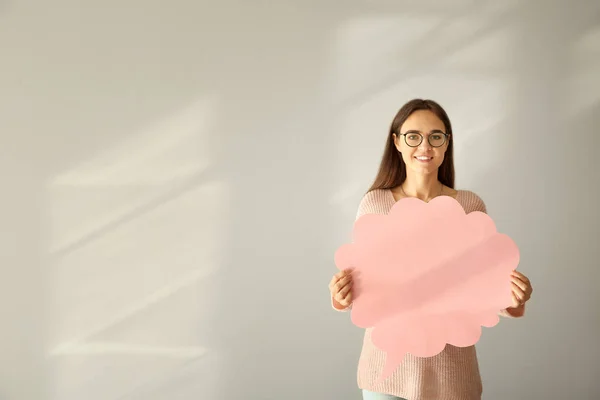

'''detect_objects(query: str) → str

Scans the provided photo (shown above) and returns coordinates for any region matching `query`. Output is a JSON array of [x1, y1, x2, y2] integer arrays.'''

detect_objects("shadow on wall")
[[46, 97, 230, 400], [330, 1, 520, 116], [472, 4, 600, 399]]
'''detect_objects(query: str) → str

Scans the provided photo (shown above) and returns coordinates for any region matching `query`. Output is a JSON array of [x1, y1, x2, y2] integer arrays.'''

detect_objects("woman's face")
[[393, 110, 450, 176]]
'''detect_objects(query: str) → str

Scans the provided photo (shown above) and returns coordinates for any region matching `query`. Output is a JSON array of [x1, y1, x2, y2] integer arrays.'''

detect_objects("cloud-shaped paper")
[[335, 195, 519, 384]]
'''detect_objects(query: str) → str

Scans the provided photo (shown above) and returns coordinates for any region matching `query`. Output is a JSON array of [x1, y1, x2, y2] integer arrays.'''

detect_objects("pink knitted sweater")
[[336, 188, 511, 400]]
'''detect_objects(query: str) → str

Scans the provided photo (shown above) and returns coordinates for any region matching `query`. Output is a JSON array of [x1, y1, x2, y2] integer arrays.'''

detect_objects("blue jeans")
[[362, 390, 407, 400]]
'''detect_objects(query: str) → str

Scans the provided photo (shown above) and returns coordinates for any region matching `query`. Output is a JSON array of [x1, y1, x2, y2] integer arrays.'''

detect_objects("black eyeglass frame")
[[397, 131, 451, 148]]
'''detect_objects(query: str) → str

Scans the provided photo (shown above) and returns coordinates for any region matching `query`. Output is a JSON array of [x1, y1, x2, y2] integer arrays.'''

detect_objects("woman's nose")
[[418, 137, 432, 150]]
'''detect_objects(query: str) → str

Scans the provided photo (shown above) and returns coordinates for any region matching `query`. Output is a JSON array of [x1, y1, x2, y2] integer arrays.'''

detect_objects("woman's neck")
[[401, 174, 443, 201]]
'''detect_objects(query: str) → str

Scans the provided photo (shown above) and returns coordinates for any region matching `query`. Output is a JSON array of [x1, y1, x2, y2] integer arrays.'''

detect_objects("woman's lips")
[[414, 156, 433, 163]]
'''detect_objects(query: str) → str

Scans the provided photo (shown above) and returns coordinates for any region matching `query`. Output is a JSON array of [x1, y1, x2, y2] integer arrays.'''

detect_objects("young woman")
[[328, 99, 533, 400]]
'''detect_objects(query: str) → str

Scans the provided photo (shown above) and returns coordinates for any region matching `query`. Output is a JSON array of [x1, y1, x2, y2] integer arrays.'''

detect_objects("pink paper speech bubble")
[[335, 195, 519, 384]]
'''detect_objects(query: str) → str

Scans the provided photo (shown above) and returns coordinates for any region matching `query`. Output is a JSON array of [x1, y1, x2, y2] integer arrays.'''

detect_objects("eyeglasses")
[[398, 131, 450, 148]]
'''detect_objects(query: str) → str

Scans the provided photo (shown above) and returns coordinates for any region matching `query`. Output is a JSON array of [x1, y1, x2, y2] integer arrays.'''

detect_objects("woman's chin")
[[409, 163, 439, 175]]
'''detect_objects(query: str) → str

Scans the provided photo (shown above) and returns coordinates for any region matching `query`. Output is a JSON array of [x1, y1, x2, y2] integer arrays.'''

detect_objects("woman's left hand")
[[509, 270, 533, 309]]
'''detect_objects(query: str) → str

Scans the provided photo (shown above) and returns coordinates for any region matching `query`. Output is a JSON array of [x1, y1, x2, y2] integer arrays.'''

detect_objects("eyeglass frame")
[[396, 130, 451, 148]]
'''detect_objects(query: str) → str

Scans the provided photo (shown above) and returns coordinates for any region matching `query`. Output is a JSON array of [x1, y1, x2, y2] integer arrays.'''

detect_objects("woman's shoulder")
[[361, 188, 391, 202], [456, 189, 487, 213], [355, 188, 393, 219]]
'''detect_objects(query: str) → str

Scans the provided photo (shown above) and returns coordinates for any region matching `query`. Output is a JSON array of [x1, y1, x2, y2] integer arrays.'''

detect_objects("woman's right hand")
[[329, 269, 353, 309]]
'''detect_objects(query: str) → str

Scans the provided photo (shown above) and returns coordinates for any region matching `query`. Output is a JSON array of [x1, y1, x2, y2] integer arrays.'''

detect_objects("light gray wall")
[[1, 0, 599, 399]]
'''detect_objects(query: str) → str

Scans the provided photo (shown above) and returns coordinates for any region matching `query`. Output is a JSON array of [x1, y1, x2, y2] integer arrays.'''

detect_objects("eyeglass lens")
[[404, 132, 446, 147]]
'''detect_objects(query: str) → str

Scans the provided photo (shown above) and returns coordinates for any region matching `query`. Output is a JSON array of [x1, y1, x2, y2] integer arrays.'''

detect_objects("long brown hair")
[[367, 98, 455, 192]]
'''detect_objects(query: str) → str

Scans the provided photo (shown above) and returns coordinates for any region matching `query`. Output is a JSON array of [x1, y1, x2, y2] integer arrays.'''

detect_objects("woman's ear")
[[392, 134, 401, 152]]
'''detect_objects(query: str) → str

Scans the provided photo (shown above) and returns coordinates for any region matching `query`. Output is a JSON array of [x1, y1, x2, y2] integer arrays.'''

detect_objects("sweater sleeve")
[[331, 191, 377, 312], [468, 191, 521, 319], [468, 191, 487, 214]]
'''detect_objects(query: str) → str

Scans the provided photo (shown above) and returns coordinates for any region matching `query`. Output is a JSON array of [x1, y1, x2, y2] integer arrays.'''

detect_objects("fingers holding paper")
[[511, 271, 532, 304], [330, 269, 353, 309], [507, 270, 532, 314]]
